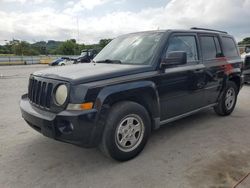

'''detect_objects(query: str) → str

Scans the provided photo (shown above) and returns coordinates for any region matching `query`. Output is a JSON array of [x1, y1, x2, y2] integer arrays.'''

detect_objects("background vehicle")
[[48, 57, 69, 66], [20, 28, 243, 161], [241, 45, 250, 83], [58, 58, 75, 66], [75, 49, 98, 64]]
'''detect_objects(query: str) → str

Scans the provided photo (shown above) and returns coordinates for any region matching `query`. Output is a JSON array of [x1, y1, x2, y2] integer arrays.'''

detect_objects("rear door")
[[199, 34, 226, 105]]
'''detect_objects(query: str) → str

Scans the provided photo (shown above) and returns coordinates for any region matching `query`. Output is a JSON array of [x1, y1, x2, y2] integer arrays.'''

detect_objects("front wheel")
[[214, 81, 238, 116], [99, 101, 151, 161]]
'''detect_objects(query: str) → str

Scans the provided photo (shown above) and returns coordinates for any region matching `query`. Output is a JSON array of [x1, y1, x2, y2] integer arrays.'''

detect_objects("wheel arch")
[[95, 81, 161, 130], [228, 74, 241, 93]]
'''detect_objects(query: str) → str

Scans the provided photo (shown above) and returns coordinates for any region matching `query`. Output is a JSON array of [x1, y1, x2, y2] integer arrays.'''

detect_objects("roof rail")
[[190, 27, 228, 34]]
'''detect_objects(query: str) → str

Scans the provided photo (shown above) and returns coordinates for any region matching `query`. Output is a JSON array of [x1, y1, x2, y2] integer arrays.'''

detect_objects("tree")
[[99, 39, 112, 48], [0, 38, 112, 56], [57, 40, 78, 55], [238, 37, 250, 45], [31, 41, 47, 55]]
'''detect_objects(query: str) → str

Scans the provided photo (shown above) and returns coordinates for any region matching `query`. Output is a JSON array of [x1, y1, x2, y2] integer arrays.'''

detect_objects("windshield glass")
[[81, 52, 88, 56], [94, 32, 164, 65]]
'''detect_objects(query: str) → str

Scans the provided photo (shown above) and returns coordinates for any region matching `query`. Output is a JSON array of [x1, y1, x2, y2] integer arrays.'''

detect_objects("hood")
[[33, 63, 153, 84]]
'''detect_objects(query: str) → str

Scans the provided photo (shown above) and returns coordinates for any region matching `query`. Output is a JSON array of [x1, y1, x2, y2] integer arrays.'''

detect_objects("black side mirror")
[[161, 51, 187, 68]]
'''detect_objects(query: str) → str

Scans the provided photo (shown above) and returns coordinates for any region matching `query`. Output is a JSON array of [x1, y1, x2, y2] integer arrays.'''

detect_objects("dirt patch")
[[187, 151, 250, 188]]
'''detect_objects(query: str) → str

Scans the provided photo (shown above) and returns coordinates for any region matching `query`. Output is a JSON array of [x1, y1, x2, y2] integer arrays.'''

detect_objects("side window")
[[200, 36, 218, 60], [167, 35, 198, 62], [221, 37, 239, 57]]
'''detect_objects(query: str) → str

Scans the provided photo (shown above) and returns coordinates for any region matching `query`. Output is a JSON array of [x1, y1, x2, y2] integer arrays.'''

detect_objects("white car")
[[58, 59, 75, 66]]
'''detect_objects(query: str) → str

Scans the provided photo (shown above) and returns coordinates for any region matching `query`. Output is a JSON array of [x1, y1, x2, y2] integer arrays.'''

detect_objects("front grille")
[[28, 77, 53, 108]]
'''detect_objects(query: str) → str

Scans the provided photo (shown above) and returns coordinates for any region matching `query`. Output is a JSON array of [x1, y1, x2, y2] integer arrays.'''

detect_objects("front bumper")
[[20, 94, 101, 147]]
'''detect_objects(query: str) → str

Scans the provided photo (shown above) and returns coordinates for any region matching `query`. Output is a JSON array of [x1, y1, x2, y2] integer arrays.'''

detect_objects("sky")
[[0, 0, 250, 44]]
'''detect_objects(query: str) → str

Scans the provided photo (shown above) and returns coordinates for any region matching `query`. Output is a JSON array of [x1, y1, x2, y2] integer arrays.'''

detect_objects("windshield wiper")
[[95, 59, 122, 64]]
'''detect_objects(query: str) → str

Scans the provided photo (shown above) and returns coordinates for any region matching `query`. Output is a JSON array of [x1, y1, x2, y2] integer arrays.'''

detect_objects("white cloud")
[[0, 0, 250, 44], [64, 0, 113, 14], [2, 0, 53, 4]]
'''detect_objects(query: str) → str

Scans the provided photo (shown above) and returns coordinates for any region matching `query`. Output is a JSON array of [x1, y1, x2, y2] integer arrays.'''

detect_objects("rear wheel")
[[214, 81, 238, 116], [99, 101, 151, 161]]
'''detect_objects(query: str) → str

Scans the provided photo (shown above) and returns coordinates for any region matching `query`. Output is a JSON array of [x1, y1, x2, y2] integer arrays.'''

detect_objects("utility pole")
[[77, 16, 79, 44]]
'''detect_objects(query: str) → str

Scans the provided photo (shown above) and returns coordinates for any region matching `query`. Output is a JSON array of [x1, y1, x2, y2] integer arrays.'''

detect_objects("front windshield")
[[94, 32, 164, 65]]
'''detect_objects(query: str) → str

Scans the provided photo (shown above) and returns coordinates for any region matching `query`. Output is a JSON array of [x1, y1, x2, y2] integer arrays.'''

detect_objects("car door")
[[158, 33, 207, 121], [198, 34, 226, 105]]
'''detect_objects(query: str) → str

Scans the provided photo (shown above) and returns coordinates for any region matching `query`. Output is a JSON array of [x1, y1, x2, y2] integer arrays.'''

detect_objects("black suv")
[[75, 49, 98, 64], [20, 28, 244, 161]]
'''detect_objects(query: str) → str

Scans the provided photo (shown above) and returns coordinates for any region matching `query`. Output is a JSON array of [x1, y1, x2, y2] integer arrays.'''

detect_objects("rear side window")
[[167, 35, 198, 62], [221, 37, 239, 57], [200, 36, 220, 60]]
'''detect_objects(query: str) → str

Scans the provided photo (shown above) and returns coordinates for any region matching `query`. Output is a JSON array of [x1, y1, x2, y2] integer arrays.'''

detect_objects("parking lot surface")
[[0, 65, 250, 188]]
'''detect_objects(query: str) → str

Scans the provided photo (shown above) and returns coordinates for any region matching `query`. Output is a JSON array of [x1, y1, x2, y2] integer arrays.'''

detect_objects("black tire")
[[214, 81, 238, 116], [99, 101, 151, 161]]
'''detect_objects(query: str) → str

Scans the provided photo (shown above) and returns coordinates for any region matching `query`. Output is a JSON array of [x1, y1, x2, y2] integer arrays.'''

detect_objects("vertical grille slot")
[[28, 78, 33, 99], [35, 81, 41, 104], [32, 80, 37, 102], [40, 82, 46, 106], [45, 83, 53, 108]]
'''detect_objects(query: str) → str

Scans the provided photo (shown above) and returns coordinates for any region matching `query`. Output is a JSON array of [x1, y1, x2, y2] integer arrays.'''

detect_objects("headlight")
[[55, 84, 68, 105]]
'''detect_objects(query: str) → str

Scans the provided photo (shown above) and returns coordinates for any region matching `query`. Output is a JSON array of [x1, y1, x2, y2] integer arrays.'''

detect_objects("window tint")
[[221, 37, 239, 57], [200, 36, 217, 60], [167, 36, 198, 62]]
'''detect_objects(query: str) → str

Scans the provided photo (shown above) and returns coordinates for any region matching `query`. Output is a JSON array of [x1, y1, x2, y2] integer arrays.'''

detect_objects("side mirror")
[[161, 51, 187, 68]]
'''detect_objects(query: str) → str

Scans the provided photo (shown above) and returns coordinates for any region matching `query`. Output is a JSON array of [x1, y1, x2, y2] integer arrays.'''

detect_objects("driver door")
[[158, 33, 207, 121]]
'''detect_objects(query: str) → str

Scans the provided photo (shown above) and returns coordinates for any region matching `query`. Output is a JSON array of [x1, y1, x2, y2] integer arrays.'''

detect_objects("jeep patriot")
[[20, 28, 244, 161]]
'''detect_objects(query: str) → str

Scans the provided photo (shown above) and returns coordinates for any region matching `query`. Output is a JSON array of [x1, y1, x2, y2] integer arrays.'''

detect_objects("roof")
[[128, 28, 231, 36]]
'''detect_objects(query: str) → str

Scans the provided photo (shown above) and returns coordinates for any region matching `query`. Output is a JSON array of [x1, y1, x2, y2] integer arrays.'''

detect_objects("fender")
[[218, 69, 243, 102], [95, 80, 161, 129]]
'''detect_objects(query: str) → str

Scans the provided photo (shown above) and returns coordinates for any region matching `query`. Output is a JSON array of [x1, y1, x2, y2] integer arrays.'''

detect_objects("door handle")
[[193, 69, 204, 74]]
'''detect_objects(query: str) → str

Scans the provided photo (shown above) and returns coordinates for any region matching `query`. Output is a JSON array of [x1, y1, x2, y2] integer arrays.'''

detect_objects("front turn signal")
[[67, 102, 94, 111], [80, 102, 93, 110]]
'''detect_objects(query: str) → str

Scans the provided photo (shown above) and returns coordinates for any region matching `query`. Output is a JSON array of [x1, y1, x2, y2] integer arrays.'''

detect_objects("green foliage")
[[99, 39, 112, 48], [0, 38, 113, 56], [238, 37, 250, 45], [0, 45, 12, 54], [57, 40, 79, 55]]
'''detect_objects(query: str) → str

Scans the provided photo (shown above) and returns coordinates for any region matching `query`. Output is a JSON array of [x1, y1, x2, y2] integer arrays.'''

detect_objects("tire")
[[99, 101, 151, 161], [61, 63, 65, 66], [214, 81, 238, 116]]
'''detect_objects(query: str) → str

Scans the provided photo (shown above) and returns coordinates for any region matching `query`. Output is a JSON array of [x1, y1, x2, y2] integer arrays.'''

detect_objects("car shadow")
[[22, 108, 218, 165]]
